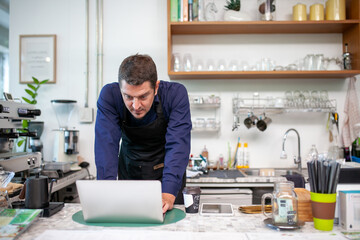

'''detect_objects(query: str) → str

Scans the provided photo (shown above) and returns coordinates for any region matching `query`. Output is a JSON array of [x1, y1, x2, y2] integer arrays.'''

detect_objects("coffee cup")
[[182, 187, 201, 213]]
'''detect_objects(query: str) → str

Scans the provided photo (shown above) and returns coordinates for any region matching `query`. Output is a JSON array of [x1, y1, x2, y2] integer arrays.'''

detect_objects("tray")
[[263, 218, 305, 230]]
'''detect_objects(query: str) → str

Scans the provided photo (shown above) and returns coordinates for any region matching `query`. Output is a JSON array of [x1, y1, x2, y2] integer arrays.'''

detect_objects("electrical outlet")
[[79, 107, 94, 123]]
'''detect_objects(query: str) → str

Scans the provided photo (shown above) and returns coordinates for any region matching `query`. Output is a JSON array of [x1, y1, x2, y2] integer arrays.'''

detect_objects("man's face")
[[120, 80, 159, 119]]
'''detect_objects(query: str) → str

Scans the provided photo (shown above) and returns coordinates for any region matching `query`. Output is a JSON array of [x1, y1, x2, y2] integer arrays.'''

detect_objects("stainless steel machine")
[[0, 95, 41, 173]]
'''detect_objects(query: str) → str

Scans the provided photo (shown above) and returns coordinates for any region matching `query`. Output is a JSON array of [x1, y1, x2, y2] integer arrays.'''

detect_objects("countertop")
[[186, 169, 304, 187], [19, 203, 349, 240]]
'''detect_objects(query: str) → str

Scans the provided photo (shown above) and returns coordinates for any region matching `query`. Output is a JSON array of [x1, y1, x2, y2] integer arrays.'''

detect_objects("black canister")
[[25, 175, 51, 209], [182, 186, 201, 213]]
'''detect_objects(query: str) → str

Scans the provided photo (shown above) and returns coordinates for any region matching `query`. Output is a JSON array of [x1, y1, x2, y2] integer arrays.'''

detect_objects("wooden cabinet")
[[167, 0, 360, 79]]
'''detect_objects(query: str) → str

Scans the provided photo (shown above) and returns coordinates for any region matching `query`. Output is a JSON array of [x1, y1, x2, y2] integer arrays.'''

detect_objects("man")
[[95, 54, 192, 213]]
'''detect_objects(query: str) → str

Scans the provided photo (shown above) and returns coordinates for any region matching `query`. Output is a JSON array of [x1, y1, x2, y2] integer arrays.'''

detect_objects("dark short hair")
[[118, 54, 158, 89]]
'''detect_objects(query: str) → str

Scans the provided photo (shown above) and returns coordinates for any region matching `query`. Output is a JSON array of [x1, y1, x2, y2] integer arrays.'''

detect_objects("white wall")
[[9, 0, 360, 176]]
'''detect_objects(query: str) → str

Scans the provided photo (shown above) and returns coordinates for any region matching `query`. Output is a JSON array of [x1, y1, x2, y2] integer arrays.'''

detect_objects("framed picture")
[[19, 34, 56, 84]]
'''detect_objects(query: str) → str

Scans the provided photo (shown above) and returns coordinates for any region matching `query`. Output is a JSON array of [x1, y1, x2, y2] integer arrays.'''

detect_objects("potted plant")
[[17, 77, 48, 152], [223, 0, 250, 21]]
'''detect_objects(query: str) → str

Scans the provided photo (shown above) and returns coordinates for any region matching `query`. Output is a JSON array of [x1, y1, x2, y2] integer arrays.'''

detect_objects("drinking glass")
[[206, 59, 215, 71], [293, 90, 302, 108], [194, 118, 206, 129], [194, 59, 204, 71], [228, 60, 239, 71], [314, 54, 325, 70], [240, 61, 250, 71], [217, 59, 227, 71], [304, 54, 315, 70], [171, 53, 182, 72], [320, 90, 329, 107], [311, 90, 320, 108], [183, 53, 193, 72], [261, 58, 275, 71], [258, 0, 276, 21], [285, 90, 293, 107], [302, 90, 310, 108]]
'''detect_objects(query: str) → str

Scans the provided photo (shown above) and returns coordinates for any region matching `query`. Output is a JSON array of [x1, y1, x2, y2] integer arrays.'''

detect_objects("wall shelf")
[[170, 20, 360, 35], [167, 0, 360, 80], [169, 70, 360, 80]]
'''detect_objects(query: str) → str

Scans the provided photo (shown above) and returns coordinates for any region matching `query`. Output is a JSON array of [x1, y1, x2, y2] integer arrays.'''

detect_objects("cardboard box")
[[339, 190, 360, 230]]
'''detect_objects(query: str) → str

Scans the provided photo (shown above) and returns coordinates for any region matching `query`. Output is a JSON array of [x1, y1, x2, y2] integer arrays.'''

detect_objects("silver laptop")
[[76, 180, 164, 223]]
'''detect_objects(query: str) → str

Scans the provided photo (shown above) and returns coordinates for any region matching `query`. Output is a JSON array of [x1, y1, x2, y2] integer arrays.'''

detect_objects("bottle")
[[306, 144, 318, 162], [244, 142, 249, 168], [343, 43, 352, 70], [352, 138, 360, 158], [218, 154, 224, 170], [201, 145, 209, 162], [236, 143, 243, 169], [343, 147, 351, 162], [188, 0, 193, 22]]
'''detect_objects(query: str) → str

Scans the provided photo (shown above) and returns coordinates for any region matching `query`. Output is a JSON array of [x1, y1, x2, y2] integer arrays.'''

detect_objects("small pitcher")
[[261, 181, 298, 225]]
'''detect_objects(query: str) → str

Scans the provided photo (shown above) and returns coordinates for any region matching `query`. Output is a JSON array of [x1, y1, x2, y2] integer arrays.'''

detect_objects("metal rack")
[[232, 97, 337, 131], [190, 95, 221, 132]]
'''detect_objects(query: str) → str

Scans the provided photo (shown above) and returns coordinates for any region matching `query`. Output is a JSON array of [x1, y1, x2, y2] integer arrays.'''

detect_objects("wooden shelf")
[[170, 20, 360, 35], [167, 0, 360, 79], [169, 70, 360, 79]]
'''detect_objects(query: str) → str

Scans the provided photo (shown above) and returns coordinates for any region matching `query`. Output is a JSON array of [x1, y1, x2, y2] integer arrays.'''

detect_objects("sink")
[[242, 168, 303, 177], [201, 170, 246, 178], [196, 168, 304, 179]]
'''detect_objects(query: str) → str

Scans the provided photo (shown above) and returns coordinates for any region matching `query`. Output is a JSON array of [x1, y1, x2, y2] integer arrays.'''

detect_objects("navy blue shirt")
[[95, 80, 192, 196]]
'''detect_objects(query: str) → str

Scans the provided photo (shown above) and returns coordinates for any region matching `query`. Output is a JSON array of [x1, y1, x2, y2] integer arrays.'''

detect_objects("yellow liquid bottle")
[[236, 143, 243, 169], [244, 142, 249, 168]]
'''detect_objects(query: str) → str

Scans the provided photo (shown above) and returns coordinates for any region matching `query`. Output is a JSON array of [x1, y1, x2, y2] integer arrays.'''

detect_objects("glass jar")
[[258, 0, 276, 21], [261, 181, 298, 225]]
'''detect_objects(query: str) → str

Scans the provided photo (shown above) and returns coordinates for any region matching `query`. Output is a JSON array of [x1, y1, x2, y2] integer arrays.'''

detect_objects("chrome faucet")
[[280, 128, 302, 173]]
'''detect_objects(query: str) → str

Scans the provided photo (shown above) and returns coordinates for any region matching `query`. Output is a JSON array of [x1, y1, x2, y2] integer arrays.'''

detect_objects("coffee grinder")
[[51, 100, 80, 170], [28, 121, 44, 154]]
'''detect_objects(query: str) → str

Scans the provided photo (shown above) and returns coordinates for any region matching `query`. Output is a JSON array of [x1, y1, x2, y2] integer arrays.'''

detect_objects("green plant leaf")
[[22, 97, 32, 104], [17, 139, 25, 147], [31, 100, 37, 104], [22, 120, 28, 128], [27, 84, 36, 91], [40, 79, 49, 84], [25, 89, 35, 98], [32, 77, 39, 84]]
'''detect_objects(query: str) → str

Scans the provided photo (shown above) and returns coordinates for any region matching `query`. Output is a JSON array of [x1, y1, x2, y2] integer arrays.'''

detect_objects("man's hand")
[[162, 193, 176, 213]]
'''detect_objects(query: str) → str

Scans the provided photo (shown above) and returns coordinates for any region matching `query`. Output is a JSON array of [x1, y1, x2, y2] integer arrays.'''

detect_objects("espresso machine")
[[0, 94, 42, 173], [50, 100, 80, 170]]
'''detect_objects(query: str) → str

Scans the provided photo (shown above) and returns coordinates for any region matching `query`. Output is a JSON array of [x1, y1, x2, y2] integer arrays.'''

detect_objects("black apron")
[[118, 96, 185, 204]]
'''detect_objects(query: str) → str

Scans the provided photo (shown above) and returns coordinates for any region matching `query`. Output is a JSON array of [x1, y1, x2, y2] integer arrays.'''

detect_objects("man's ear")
[[154, 80, 160, 95]]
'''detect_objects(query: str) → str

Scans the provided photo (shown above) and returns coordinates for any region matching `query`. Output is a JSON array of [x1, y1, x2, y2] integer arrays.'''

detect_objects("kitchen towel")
[[341, 77, 360, 147]]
